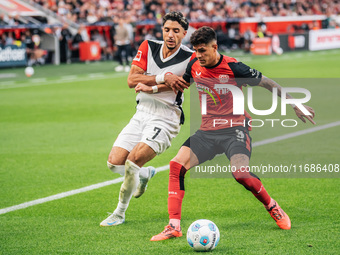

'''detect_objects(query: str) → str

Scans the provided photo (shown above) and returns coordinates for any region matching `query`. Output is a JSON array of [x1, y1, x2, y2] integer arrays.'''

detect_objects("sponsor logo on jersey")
[[249, 68, 260, 78], [197, 84, 222, 106], [219, 74, 229, 83], [133, 50, 142, 61]]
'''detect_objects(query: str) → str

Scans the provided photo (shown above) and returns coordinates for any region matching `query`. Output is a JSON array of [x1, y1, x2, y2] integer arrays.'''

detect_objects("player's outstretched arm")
[[258, 76, 316, 124]]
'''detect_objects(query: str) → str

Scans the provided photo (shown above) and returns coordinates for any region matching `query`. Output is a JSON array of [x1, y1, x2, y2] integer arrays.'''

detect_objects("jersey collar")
[[160, 42, 182, 62], [205, 54, 223, 69]]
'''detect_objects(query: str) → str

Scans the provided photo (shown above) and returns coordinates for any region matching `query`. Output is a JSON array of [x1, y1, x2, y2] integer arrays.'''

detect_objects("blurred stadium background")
[[1, 0, 340, 67], [1, 1, 340, 254]]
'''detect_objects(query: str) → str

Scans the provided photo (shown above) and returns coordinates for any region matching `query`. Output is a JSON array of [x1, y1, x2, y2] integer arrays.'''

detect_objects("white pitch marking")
[[0, 81, 15, 87], [253, 121, 340, 147], [1, 121, 339, 215], [30, 78, 47, 83], [0, 73, 17, 78], [0, 73, 127, 90], [88, 73, 105, 78]]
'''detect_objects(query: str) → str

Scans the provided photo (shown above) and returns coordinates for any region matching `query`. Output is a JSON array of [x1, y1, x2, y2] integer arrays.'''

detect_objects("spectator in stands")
[[227, 23, 242, 50], [80, 25, 90, 42], [92, 30, 112, 60], [5, 13, 19, 26], [57, 23, 72, 63], [144, 28, 156, 40], [309, 21, 320, 30], [0, 33, 7, 46], [21, 30, 34, 65], [114, 18, 131, 72], [256, 21, 269, 38], [31, 32, 47, 65], [153, 17, 163, 40], [33, 0, 340, 24], [5, 32, 14, 46], [243, 27, 255, 53], [328, 19, 338, 29], [0, 13, 8, 25], [215, 25, 230, 51], [71, 27, 84, 60]]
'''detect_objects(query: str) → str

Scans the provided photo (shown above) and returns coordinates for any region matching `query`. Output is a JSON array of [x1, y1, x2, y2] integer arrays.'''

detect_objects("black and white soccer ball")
[[187, 219, 220, 252]]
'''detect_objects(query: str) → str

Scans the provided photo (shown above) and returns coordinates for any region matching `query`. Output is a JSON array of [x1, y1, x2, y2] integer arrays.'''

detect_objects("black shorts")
[[183, 126, 252, 164]]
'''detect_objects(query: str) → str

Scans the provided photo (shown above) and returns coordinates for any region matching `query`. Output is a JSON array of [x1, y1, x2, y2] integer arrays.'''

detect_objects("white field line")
[[253, 121, 340, 147], [30, 78, 47, 83], [0, 165, 170, 215], [0, 72, 127, 90], [1, 121, 339, 215]]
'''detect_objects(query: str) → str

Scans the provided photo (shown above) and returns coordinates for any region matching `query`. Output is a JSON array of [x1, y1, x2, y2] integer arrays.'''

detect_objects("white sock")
[[114, 201, 129, 217], [107, 161, 148, 179], [139, 167, 150, 179], [107, 162, 125, 176], [116, 160, 140, 214]]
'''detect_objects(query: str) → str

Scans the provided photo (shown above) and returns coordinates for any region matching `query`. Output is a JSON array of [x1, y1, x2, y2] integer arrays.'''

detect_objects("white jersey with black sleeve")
[[131, 40, 194, 124]]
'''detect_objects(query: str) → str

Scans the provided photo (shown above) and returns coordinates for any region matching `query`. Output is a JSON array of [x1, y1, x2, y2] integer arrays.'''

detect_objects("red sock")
[[168, 161, 187, 220], [232, 169, 271, 206]]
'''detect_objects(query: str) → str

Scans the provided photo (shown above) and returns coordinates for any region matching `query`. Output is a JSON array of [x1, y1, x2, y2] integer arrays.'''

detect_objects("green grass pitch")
[[0, 50, 339, 254]]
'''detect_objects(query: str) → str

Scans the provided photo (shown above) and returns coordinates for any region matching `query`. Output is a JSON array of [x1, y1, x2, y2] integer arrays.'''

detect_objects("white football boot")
[[100, 213, 125, 227], [133, 166, 156, 198]]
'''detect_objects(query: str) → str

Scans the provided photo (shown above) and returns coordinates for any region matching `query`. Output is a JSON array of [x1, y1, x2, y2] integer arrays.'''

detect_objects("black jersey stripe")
[[175, 90, 185, 124], [182, 57, 197, 83], [148, 41, 193, 69]]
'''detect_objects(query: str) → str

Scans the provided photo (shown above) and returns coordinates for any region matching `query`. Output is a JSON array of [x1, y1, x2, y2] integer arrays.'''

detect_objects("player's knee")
[[232, 170, 249, 187], [171, 155, 190, 170], [107, 161, 125, 176], [232, 170, 261, 192], [126, 149, 147, 167]]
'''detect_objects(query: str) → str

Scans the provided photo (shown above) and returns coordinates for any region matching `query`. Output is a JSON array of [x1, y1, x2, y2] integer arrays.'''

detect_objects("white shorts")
[[113, 110, 181, 155]]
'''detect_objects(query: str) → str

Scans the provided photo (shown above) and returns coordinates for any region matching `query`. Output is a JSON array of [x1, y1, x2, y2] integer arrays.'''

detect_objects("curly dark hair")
[[162, 11, 189, 30], [190, 26, 217, 46]]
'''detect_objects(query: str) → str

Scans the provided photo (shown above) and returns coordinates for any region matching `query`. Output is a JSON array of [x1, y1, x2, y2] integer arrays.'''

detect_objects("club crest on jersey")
[[195, 71, 201, 77], [133, 50, 142, 61], [219, 74, 229, 83]]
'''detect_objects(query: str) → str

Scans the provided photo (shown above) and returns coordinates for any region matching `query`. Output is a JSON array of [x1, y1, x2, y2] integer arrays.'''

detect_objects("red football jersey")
[[183, 54, 262, 131]]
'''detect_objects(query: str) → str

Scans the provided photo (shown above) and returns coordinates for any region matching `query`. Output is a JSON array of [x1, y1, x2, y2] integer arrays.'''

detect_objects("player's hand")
[[294, 105, 316, 124], [135, 83, 152, 93], [164, 74, 188, 94]]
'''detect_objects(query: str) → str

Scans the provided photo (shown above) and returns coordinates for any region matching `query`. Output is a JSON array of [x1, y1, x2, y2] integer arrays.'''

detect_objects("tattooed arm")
[[258, 76, 316, 124]]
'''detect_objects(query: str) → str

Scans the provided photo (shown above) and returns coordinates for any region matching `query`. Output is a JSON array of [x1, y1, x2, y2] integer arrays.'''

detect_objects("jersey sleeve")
[[228, 62, 262, 86], [182, 57, 197, 83], [131, 40, 148, 71]]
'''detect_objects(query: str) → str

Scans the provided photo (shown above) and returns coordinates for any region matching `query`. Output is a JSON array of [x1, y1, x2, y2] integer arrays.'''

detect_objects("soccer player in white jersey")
[[100, 12, 195, 226]]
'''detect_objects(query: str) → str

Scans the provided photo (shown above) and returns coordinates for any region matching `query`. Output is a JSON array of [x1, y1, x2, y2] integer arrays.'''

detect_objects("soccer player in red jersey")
[[151, 26, 315, 241]]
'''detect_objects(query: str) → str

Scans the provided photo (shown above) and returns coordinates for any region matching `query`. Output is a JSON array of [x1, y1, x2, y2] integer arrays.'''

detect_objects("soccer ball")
[[187, 219, 220, 252], [25, 67, 34, 77]]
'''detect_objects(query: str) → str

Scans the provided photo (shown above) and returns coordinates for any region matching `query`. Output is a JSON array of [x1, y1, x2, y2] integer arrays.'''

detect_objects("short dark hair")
[[190, 26, 217, 46], [163, 11, 189, 30]]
